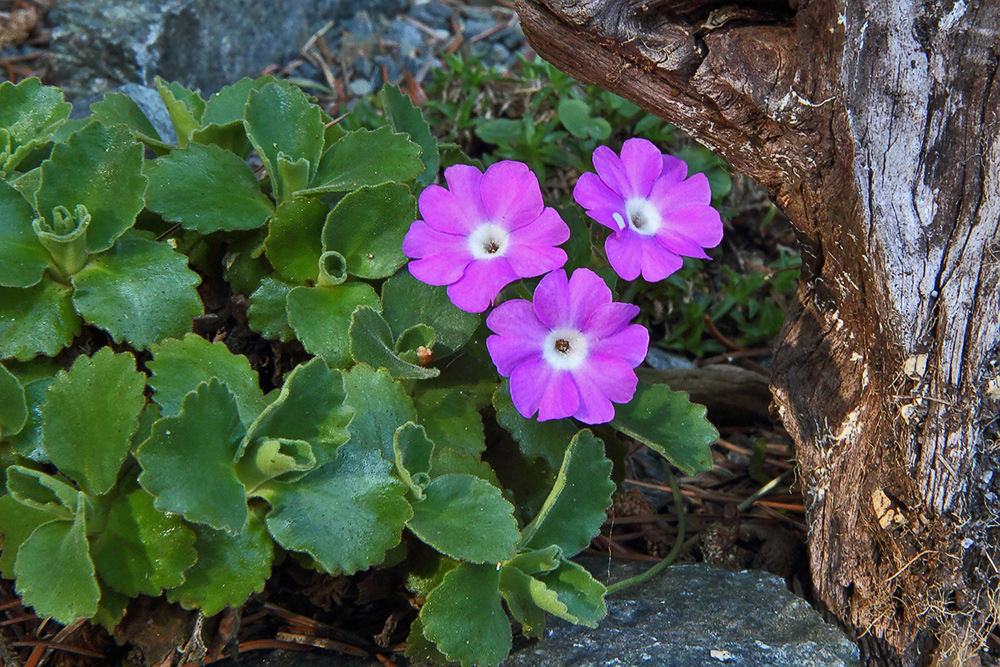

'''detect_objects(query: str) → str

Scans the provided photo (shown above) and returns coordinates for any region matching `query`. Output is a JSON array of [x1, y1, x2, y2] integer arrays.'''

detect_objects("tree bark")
[[514, 0, 1000, 664]]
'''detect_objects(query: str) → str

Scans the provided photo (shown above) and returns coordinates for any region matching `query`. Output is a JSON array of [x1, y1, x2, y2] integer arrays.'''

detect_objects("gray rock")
[[237, 562, 857, 667], [505, 560, 859, 667], [645, 347, 698, 370], [409, 0, 453, 27], [49, 0, 406, 101]]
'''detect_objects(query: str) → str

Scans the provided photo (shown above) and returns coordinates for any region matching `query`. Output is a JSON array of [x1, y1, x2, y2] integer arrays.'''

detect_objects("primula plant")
[[0, 74, 721, 667]]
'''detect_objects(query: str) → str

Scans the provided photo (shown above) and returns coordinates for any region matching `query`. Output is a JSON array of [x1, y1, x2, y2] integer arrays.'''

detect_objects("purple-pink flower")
[[573, 138, 723, 282], [403, 161, 570, 313], [486, 268, 649, 424]]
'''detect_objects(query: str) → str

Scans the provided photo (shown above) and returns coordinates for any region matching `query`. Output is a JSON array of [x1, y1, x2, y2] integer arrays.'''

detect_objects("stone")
[[48, 0, 407, 101], [237, 561, 858, 667]]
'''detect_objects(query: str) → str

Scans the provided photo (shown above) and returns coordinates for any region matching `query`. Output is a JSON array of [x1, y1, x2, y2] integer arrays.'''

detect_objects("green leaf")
[[93, 584, 129, 632], [415, 389, 485, 458], [408, 474, 519, 563], [35, 122, 146, 253], [0, 494, 54, 578], [286, 283, 380, 368], [5, 370, 58, 461], [71, 238, 203, 350], [342, 364, 417, 462], [533, 558, 606, 627], [265, 197, 327, 283], [382, 84, 439, 186], [429, 449, 500, 486], [155, 77, 205, 146], [242, 357, 352, 467], [14, 498, 100, 624], [200, 76, 276, 127], [0, 362, 27, 439], [475, 118, 523, 145], [41, 348, 146, 496], [611, 381, 717, 475], [0, 180, 48, 288], [350, 306, 440, 380], [166, 511, 274, 616], [236, 437, 315, 491], [148, 334, 266, 425], [521, 430, 614, 557], [144, 143, 274, 233], [0, 280, 81, 361], [247, 276, 296, 341], [421, 562, 511, 667], [4, 466, 80, 518], [505, 546, 561, 576], [137, 379, 248, 533], [493, 381, 576, 468], [91, 489, 198, 597], [499, 567, 547, 637], [305, 126, 422, 195], [0, 78, 71, 173], [419, 327, 498, 410], [244, 82, 324, 201], [393, 422, 434, 497], [382, 270, 479, 356], [89, 92, 172, 151], [558, 98, 611, 140], [321, 183, 414, 279], [263, 441, 412, 576]]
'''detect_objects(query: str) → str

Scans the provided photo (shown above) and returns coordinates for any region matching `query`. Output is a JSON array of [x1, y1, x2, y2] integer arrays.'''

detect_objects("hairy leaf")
[[304, 127, 422, 194], [381, 270, 478, 356], [349, 306, 439, 380], [41, 348, 146, 496], [393, 421, 434, 497], [14, 499, 99, 624], [148, 334, 266, 425], [247, 276, 296, 341], [493, 381, 576, 468], [342, 364, 417, 462], [35, 122, 146, 253], [382, 84, 439, 187], [166, 511, 273, 616], [89, 92, 172, 152], [0, 280, 81, 361], [521, 430, 614, 557], [421, 562, 511, 667], [0, 362, 27, 439], [0, 180, 48, 288], [286, 283, 380, 368], [154, 77, 205, 146], [137, 379, 248, 533], [242, 357, 352, 466], [4, 466, 80, 519], [263, 442, 412, 576], [611, 381, 717, 475], [322, 183, 414, 279], [144, 143, 273, 233], [264, 198, 328, 283], [408, 474, 519, 563], [72, 238, 203, 350], [0, 495, 54, 578], [0, 77, 71, 172], [91, 489, 198, 597], [412, 389, 485, 459]]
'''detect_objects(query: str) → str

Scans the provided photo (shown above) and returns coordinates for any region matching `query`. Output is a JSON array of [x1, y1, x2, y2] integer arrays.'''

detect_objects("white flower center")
[[468, 222, 510, 259], [620, 197, 661, 236], [542, 328, 589, 371]]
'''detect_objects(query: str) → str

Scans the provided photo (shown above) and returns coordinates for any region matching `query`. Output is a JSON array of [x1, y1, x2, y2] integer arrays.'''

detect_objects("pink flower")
[[573, 138, 723, 282], [403, 161, 570, 313], [486, 268, 649, 424]]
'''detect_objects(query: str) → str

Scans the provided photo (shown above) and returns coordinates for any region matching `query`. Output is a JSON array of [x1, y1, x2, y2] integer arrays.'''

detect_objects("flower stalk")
[[32, 204, 91, 280]]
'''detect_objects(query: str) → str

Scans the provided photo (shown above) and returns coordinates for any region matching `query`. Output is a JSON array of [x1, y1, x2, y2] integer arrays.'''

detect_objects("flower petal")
[[408, 254, 471, 286], [486, 298, 546, 337], [572, 355, 639, 423], [418, 184, 478, 235], [654, 228, 711, 259], [403, 220, 468, 259], [648, 172, 712, 213], [604, 231, 643, 281], [661, 154, 688, 186], [505, 243, 567, 278], [583, 206, 625, 233], [620, 138, 663, 198], [567, 268, 612, 330], [480, 161, 544, 229], [443, 164, 487, 219], [487, 335, 543, 377], [531, 268, 571, 329], [510, 207, 571, 246], [537, 369, 579, 422], [568, 370, 616, 424], [446, 258, 518, 313], [590, 323, 649, 368], [583, 301, 641, 340], [573, 171, 624, 212], [660, 204, 724, 249], [509, 357, 554, 419], [591, 145, 632, 198], [639, 243, 684, 282]]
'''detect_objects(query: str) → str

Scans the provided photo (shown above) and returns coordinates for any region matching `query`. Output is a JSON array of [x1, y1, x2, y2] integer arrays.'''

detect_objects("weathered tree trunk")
[[514, 0, 1000, 663]]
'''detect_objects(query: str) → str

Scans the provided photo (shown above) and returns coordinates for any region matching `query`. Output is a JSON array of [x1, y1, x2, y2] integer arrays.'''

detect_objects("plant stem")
[[606, 466, 685, 595]]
